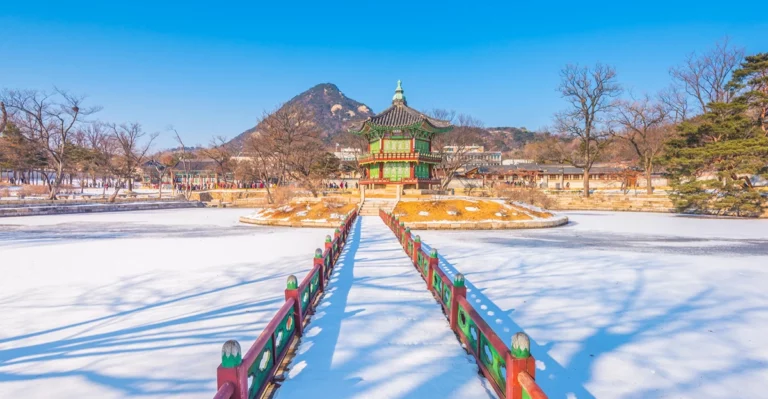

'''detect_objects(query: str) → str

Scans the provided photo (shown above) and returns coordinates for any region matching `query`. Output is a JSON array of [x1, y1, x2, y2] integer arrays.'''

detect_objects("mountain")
[[229, 83, 373, 149], [476, 127, 542, 153]]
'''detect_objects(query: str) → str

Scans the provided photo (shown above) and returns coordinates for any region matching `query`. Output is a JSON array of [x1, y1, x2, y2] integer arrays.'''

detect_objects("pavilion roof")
[[350, 81, 453, 134]]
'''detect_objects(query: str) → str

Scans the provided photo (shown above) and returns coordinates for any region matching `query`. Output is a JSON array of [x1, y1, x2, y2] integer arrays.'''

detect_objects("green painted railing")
[[214, 208, 359, 399], [379, 209, 547, 399]]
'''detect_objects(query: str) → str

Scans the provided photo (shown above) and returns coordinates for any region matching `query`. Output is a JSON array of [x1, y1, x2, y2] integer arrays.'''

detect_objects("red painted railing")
[[213, 208, 359, 399], [380, 209, 548, 399], [358, 152, 442, 165]]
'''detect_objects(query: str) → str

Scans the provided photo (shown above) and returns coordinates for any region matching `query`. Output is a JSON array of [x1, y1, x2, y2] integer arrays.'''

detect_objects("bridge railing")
[[379, 209, 548, 399], [213, 207, 359, 399]]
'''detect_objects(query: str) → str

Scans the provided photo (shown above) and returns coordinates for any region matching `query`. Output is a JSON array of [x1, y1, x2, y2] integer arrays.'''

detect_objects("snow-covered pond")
[[0, 209, 332, 398], [2, 209, 766, 399], [416, 211, 768, 399]]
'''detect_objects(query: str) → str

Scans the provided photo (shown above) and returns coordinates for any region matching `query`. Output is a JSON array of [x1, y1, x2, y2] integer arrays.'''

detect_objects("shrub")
[[270, 186, 296, 206], [19, 185, 49, 198], [324, 197, 346, 209], [496, 187, 554, 209]]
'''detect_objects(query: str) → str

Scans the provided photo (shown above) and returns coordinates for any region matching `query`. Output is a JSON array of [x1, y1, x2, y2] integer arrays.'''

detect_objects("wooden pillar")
[[314, 248, 325, 291], [217, 340, 246, 399], [412, 235, 421, 266], [506, 332, 536, 399], [284, 275, 303, 337], [449, 273, 466, 332], [427, 249, 438, 291]]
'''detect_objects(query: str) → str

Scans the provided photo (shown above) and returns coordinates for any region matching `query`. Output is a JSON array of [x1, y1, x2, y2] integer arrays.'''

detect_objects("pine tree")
[[665, 53, 768, 217]]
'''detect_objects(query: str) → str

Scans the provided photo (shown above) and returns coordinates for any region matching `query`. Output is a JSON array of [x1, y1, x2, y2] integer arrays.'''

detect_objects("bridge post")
[[404, 227, 411, 255], [314, 248, 325, 291], [427, 248, 438, 291], [325, 235, 332, 259], [217, 340, 246, 399], [285, 275, 303, 337], [412, 235, 421, 266], [449, 273, 466, 332], [506, 332, 536, 399]]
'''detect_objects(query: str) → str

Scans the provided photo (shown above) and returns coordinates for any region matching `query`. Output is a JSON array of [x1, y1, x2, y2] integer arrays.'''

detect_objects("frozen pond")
[[1, 209, 766, 398], [0, 209, 332, 398], [416, 211, 768, 399]]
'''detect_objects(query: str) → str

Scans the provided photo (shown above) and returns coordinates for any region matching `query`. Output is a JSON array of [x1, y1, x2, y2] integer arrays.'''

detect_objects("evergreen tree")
[[665, 53, 768, 217]]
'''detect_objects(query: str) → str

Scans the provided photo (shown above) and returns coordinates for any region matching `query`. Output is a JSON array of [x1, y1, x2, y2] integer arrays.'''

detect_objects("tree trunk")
[[109, 188, 120, 203], [646, 164, 653, 195], [583, 170, 590, 198]]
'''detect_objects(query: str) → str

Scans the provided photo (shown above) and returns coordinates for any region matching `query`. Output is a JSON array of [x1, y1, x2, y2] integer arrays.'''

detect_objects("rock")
[[447, 210, 458, 216], [295, 211, 308, 217], [419, 211, 430, 216], [465, 207, 479, 212]]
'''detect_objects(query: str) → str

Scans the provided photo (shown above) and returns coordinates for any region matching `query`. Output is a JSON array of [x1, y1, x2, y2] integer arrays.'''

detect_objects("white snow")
[[416, 211, 768, 399], [3, 209, 766, 399], [278, 217, 492, 399], [0, 209, 333, 398]]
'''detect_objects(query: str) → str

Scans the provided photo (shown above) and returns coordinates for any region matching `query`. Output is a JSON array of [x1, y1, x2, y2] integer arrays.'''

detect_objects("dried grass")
[[394, 199, 533, 222], [18, 185, 49, 198], [495, 187, 554, 210]]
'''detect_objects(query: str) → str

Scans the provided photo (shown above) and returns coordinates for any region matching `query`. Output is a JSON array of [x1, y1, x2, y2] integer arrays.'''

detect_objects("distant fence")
[[380, 209, 548, 399], [213, 208, 359, 399]]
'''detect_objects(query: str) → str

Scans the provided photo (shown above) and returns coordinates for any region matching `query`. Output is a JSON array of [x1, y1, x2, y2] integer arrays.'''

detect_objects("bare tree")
[[610, 95, 673, 194], [148, 151, 178, 199], [430, 110, 483, 190], [106, 123, 156, 201], [659, 84, 691, 123], [336, 133, 369, 179], [670, 38, 745, 113], [1, 89, 100, 199], [198, 136, 233, 187], [0, 102, 7, 134], [170, 127, 194, 200], [246, 103, 330, 200], [554, 63, 622, 197]]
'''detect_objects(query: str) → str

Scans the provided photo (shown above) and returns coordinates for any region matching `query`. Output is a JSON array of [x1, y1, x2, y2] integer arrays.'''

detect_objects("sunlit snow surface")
[[1, 210, 767, 398], [0, 209, 332, 398], [416, 211, 768, 399]]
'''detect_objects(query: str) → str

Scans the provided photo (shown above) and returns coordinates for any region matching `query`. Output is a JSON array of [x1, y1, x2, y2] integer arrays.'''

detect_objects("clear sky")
[[1, 1, 766, 147]]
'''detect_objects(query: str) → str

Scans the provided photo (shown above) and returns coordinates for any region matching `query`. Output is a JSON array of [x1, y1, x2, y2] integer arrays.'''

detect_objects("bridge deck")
[[278, 217, 492, 399]]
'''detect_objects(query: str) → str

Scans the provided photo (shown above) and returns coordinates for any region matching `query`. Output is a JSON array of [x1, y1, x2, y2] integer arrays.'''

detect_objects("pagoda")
[[350, 81, 452, 192]]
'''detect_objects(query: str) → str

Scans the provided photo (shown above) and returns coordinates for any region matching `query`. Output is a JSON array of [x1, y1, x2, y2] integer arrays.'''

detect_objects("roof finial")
[[392, 80, 407, 106]]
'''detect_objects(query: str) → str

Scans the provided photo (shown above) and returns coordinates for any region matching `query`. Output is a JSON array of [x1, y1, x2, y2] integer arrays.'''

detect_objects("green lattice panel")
[[300, 285, 310, 316], [479, 332, 507, 391], [418, 252, 428, 276], [457, 304, 480, 355], [274, 306, 295, 357], [432, 272, 443, 299], [324, 254, 332, 278], [247, 336, 274, 399], [442, 283, 451, 308], [407, 240, 413, 256], [310, 269, 320, 302]]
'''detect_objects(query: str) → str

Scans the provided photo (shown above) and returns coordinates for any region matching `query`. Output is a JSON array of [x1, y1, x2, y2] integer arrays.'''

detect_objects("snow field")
[[278, 217, 493, 399], [416, 211, 768, 399], [0, 209, 332, 398]]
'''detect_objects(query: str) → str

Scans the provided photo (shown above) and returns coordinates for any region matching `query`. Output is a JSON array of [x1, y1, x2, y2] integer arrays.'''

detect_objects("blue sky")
[[1, 1, 767, 147]]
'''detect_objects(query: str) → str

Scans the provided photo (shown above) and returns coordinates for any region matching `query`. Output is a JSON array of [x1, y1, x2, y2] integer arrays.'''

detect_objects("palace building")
[[350, 81, 452, 192]]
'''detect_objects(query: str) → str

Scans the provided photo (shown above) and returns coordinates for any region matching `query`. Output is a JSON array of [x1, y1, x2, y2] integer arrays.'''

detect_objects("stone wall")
[[545, 192, 675, 213], [0, 200, 204, 217], [406, 215, 569, 230]]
